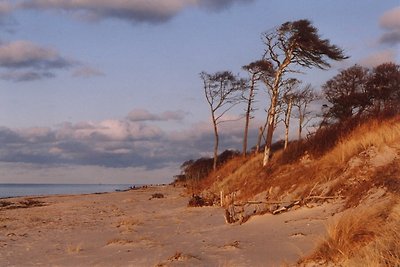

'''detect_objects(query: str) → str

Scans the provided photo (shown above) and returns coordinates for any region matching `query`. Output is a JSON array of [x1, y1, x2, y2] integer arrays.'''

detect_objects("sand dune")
[[0, 186, 338, 266]]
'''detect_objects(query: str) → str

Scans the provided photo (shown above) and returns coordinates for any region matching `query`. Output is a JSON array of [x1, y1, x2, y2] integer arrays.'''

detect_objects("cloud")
[[0, 40, 104, 81], [0, 70, 55, 82], [127, 109, 186, 122], [359, 49, 397, 67], [72, 66, 104, 78], [0, 40, 75, 81], [380, 31, 400, 45], [0, 109, 260, 170], [0, 1, 13, 16], [19, 0, 253, 24], [380, 6, 400, 30], [379, 7, 400, 46], [0, 40, 73, 69]]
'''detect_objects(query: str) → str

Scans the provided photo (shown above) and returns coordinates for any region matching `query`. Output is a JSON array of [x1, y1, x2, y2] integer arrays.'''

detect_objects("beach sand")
[[0, 186, 338, 266]]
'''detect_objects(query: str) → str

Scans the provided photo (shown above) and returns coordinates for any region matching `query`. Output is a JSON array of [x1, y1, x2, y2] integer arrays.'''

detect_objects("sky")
[[0, 0, 399, 184]]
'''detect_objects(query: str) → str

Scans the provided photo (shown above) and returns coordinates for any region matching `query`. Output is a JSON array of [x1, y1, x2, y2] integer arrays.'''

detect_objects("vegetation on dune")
[[172, 18, 400, 265], [300, 200, 400, 266]]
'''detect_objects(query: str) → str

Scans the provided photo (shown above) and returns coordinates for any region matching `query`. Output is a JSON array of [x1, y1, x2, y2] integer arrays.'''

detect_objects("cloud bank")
[[0, 109, 255, 170], [19, 0, 253, 24]]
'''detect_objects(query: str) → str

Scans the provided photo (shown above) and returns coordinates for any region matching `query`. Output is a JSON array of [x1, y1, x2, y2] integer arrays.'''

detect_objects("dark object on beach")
[[188, 195, 213, 207], [0, 201, 12, 208], [149, 193, 164, 200], [0, 198, 46, 210]]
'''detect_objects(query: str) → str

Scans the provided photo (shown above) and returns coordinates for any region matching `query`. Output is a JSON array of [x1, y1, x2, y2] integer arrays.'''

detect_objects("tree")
[[261, 19, 348, 166], [242, 60, 273, 156], [323, 65, 370, 121], [367, 62, 400, 113], [293, 84, 318, 140], [200, 71, 244, 170], [281, 79, 300, 149]]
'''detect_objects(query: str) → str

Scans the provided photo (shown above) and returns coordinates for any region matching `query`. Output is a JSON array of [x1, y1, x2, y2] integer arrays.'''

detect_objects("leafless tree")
[[293, 84, 319, 140], [242, 60, 272, 156], [200, 71, 244, 170], [281, 79, 300, 149], [261, 19, 348, 166]]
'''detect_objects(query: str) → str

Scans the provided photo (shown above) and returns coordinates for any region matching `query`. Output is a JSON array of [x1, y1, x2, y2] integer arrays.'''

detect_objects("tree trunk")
[[255, 126, 263, 154], [243, 77, 256, 157], [263, 91, 279, 166], [262, 53, 291, 166], [212, 114, 219, 171], [298, 111, 304, 141], [298, 121, 302, 140], [284, 98, 293, 150]]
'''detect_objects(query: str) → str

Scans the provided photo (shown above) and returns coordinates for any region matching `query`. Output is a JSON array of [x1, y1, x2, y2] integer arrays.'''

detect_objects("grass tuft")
[[300, 200, 399, 266]]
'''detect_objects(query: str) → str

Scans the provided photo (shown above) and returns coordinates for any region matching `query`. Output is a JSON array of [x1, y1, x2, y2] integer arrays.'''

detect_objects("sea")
[[0, 184, 138, 199]]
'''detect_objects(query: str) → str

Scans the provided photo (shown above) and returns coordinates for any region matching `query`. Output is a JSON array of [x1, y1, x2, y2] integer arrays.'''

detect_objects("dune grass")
[[66, 242, 83, 254], [196, 115, 400, 204], [300, 199, 400, 266]]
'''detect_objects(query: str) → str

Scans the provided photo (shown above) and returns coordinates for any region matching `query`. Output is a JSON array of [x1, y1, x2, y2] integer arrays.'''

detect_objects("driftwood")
[[233, 195, 337, 207], [224, 194, 340, 223]]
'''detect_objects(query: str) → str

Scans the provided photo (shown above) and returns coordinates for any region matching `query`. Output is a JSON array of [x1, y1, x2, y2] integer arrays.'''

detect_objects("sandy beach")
[[0, 186, 338, 266]]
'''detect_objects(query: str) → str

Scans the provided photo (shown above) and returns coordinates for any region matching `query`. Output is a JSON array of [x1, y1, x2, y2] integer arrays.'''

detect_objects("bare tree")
[[281, 79, 300, 149], [200, 71, 244, 170], [293, 84, 318, 140], [242, 60, 272, 156], [261, 19, 348, 166]]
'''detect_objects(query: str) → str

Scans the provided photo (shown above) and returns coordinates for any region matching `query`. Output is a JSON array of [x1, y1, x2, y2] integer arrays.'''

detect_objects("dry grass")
[[155, 251, 201, 266], [198, 116, 400, 206], [66, 242, 83, 254], [189, 115, 400, 265], [116, 217, 142, 232], [106, 238, 134, 245], [300, 199, 399, 266], [321, 117, 400, 166]]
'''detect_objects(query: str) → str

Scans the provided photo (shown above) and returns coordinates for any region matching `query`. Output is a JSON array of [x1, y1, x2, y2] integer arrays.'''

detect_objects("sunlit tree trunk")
[[211, 112, 219, 170], [243, 77, 256, 157], [284, 97, 293, 149], [263, 62, 289, 166]]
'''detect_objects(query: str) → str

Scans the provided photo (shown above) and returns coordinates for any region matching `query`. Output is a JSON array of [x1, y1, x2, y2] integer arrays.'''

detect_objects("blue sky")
[[0, 0, 399, 184]]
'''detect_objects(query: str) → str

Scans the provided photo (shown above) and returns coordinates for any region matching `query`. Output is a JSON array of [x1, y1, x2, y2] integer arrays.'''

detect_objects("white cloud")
[[0, 108, 258, 169]]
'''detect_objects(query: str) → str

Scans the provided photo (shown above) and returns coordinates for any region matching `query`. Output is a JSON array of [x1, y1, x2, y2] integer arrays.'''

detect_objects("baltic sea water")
[[0, 184, 137, 199]]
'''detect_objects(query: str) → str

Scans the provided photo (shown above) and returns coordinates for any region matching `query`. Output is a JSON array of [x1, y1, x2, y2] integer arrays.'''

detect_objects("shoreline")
[[0, 183, 161, 200], [0, 185, 335, 266]]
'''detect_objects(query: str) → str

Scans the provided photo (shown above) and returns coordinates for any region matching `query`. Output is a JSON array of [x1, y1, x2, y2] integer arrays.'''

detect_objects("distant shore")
[[0, 185, 336, 266]]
